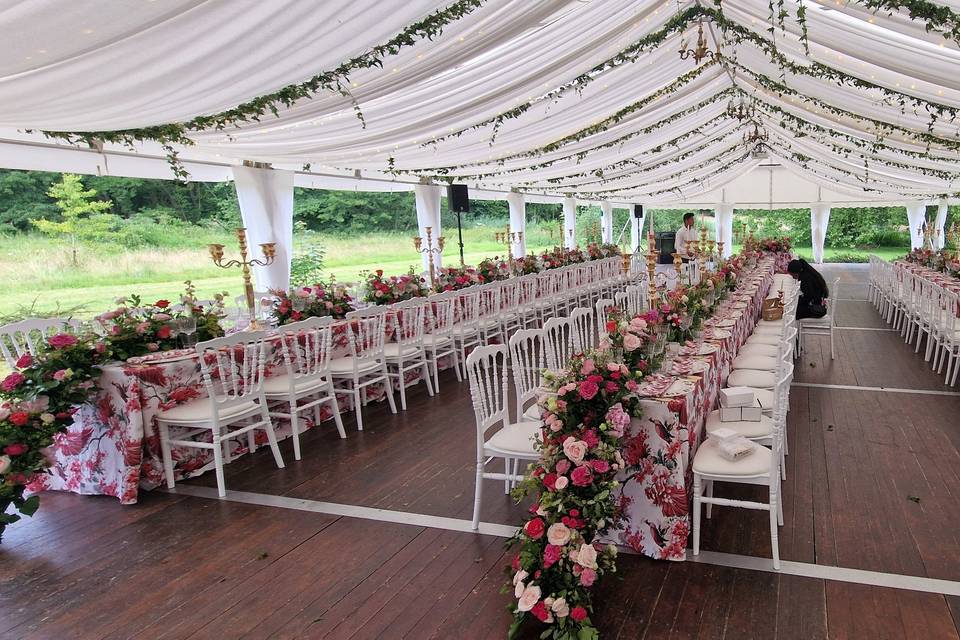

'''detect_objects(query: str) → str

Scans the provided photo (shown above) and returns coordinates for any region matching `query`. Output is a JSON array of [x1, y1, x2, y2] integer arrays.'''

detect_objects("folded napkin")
[[637, 374, 674, 397], [126, 348, 196, 365], [715, 435, 758, 461]]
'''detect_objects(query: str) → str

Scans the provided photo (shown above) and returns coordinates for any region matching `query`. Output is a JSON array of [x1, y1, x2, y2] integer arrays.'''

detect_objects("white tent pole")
[[563, 196, 577, 249], [905, 201, 927, 250], [714, 203, 735, 258], [810, 203, 831, 264], [414, 179, 443, 274], [934, 199, 949, 250], [232, 164, 294, 291], [600, 201, 614, 244], [507, 191, 526, 258]]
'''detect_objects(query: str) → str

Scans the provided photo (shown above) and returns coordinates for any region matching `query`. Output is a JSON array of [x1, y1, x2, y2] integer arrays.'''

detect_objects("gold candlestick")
[[672, 252, 683, 276], [414, 226, 444, 286], [646, 232, 658, 303], [717, 240, 725, 258], [209, 228, 275, 330], [494, 225, 515, 264]]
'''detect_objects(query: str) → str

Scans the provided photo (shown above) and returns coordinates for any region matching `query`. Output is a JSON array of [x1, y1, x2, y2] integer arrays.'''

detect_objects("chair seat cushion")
[[736, 343, 779, 358], [757, 318, 784, 327], [751, 324, 784, 335], [262, 373, 331, 397], [705, 410, 774, 439], [485, 421, 541, 457], [328, 356, 383, 375], [383, 343, 422, 359], [693, 438, 772, 477], [727, 369, 777, 389], [522, 404, 542, 422], [424, 334, 454, 349], [158, 398, 259, 424], [731, 354, 779, 371], [745, 333, 782, 346]]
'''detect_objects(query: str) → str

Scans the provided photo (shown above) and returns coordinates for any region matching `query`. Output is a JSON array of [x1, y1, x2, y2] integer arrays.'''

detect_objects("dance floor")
[[2, 265, 959, 639]]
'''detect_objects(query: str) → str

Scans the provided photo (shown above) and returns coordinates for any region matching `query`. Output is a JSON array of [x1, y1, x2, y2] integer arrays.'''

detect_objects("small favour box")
[[720, 406, 763, 422], [720, 386, 755, 408]]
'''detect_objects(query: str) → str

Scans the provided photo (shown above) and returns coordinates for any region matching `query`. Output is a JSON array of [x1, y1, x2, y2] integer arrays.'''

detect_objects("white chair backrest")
[[543, 316, 575, 371], [196, 331, 269, 416], [465, 344, 510, 442], [0, 318, 82, 367], [570, 307, 595, 352], [624, 285, 647, 314], [345, 306, 388, 362], [509, 328, 544, 419], [455, 288, 482, 328], [426, 292, 455, 338], [276, 316, 334, 382], [500, 279, 521, 312], [478, 283, 502, 320], [518, 274, 538, 307], [390, 298, 428, 346]]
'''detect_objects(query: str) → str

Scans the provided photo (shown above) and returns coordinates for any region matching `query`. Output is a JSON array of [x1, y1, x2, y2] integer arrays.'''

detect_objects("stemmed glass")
[[166, 320, 181, 348], [178, 316, 197, 348]]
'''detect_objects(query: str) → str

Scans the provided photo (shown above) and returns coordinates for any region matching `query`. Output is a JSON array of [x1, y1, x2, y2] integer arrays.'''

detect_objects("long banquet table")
[[609, 257, 778, 560]]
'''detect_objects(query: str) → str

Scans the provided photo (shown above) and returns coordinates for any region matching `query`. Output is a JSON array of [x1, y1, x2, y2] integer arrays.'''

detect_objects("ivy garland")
[[851, 0, 960, 43], [38, 0, 488, 176]]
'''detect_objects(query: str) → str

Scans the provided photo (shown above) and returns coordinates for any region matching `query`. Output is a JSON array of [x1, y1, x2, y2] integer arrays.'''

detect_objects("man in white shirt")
[[675, 212, 697, 261]]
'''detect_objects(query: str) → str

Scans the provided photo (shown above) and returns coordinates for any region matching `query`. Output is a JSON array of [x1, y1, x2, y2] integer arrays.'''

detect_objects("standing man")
[[676, 212, 697, 261]]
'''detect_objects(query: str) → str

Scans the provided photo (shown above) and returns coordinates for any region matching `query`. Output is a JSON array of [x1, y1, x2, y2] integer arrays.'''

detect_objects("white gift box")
[[720, 386, 755, 408], [710, 427, 740, 441], [720, 406, 763, 422]]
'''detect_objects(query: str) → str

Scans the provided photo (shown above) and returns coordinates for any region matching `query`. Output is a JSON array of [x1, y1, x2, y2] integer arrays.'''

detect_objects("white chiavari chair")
[[0, 318, 83, 367], [508, 328, 545, 423], [570, 307, 596, 352], [542, 316, 576, 372], [384, 298, 435, 410], [424, 291, 461, 391]]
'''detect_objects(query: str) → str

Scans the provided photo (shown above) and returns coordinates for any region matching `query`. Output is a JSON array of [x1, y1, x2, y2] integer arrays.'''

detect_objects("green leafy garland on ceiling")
[[34, 0, 488, 178], [851, 0, 960, 44], [595, 150, 755, 201]]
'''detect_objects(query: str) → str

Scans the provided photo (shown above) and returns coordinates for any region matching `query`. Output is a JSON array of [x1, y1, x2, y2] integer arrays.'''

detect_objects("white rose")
[[513, 569, 528, 586], [40, 413, 55, 424], [546, 522, 571, 546], [551, 597, 570, 618], [514, 579, 525, 599], [0, 455, 10, 474], [517, 584, 541, 612], [0, 408, 9, 422], [562, 437, 588, 464], [577, 542, 598, 569], [553, 475, 569, 491]]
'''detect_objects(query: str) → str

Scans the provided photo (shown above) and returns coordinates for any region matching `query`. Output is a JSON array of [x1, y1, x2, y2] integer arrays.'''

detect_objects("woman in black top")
[[787, 258, 829, 319]]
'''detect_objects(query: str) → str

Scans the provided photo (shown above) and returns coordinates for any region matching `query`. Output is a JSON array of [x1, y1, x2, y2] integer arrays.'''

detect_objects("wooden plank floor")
[[2, 264, 959, 639]]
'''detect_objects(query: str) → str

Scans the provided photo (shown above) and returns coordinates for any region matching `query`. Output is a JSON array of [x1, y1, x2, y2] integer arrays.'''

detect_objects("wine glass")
[[178, 316, 197, 347], [167, 320, 181, 348]]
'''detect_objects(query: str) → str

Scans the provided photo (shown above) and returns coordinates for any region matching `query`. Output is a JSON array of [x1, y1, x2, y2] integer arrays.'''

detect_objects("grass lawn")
[[0, 228, 909, 320]]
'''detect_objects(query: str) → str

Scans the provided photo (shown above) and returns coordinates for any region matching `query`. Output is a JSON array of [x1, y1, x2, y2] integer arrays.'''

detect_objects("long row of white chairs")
[[691, 274, 801, 569], [869, 255, 960, 386]]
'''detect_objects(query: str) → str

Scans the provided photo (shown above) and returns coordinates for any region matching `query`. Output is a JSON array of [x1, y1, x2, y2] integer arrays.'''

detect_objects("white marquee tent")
[[1, 0, 959, 285]]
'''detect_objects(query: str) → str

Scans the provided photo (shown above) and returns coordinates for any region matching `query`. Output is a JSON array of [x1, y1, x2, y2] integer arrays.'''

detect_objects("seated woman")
[[787, 258, 829, 319]]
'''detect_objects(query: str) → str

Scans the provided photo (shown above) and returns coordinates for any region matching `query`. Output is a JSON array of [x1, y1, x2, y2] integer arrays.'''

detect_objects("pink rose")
[[581, 358, 596, 374], [555, 459, 571, 475], [135, 322, 151, 335], [47, 333, 78, 348], [15, 354, 33, 369], [546, 522, 571, 546], [4, 443, 28, 456], [578, 380, 599, 400], [580, 567, 597, 587], [571, 465, 593, 487], [590, 459, 610, 473], [562, 437, 588, 464], [543, 544, 561, 568], [623, 332, 642, 351], [553, 475, 569, 490], [576, 542, 598, 569], [1, 372, 26, 391], [517, 584, 541, 612], [146, 343, 160, 352], [52, 369, 71, 381], [0, 455, 10, 474]]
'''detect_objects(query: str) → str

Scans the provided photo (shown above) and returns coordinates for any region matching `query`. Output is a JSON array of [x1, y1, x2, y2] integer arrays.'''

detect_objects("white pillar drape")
[[810, 203, 831, 264], [714, 203, 734, 258], [630, 206, 644, 253], [934, 199, 949, 249], [905, 201, 927, 250], [414, 182, 443, 273], [507, 191, 526, 258], [600, 201, 613, 244], [232, 165, 294, 291], [563, 196, 577, 249]]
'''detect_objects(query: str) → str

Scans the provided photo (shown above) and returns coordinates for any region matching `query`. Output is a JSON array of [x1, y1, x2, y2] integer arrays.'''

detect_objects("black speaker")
[[656, 231, 676, 264], [447, 184, 470, 213], [633, 204, 644, 219]]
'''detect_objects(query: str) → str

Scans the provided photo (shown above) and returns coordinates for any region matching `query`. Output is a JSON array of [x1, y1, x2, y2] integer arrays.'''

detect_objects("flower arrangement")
[[0, 332, 111, 540], [180, 280, 230, 339], [270, 282, 354, 324], [597, 307, 661, 372], [507, 353, 644, 639], [432, 265, 482, 292], [758, 236, 792, 253], [477, 257, 511, 283], [658, 285, 700, 343], [362, 268, 429, 304], [514, 255, 543, 275], [586, 243, 622, 260]]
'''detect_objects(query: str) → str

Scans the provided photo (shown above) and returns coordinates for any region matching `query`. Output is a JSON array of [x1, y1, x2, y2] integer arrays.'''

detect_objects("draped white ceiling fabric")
[[1, 0, 959, 204]]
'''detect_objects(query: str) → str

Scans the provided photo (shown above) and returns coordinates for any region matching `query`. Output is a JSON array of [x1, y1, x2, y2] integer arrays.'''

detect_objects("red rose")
[[47, 333, 78, 349], [578, 380, 599, 400], [524, 517, 546, 539], [4, 443, 28, 456], [530, 600, 551, 623], [571, 465, 593, 487], [543, 544, 561, 568], [569, 509, 580, 517], [570, 606, 588, 622], [156, 325, 172, 340], [511, 554, 521, 571], [1, 372, 26, 391], [591, 459, 611, 473], [9, 411, 29, 426], [542, 472, 557, 491], [15, 354, 33, 369], [155, 299, 170, 309], [582, 429, 599, 448], [605, 381, 619, 393]]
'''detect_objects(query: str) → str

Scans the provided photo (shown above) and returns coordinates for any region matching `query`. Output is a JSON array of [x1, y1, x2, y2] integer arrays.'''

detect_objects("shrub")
[[824, 252, 869, 263]]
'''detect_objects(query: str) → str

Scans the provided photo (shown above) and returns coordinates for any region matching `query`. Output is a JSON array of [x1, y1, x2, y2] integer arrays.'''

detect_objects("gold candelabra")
[[209, 228, 275, 330], [717, 240, 725, 259], [414, 226, 445, 286], [948, 222, 960, 258], [672, 251, 683, 278], [646, 232, 658, 303]]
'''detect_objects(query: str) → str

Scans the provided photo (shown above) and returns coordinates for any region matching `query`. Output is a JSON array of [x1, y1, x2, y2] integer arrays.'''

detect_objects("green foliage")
[[289, 222, 326, 287], [31, 174, 119, 265], [823, 252, 870, 263]]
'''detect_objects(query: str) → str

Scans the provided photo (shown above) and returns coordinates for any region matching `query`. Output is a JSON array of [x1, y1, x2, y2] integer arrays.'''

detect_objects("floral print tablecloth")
[[28, 321, 440, 503], [608, 261, 773, 560]]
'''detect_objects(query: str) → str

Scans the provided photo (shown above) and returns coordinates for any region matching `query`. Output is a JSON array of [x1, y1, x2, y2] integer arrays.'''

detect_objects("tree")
[[31, 174, 117, 265]]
